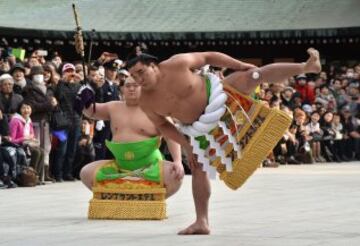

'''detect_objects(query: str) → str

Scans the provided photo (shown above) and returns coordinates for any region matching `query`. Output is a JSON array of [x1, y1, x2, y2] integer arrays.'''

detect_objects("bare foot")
[[304, 48, 321, 73], [178, 220, 210, 235]]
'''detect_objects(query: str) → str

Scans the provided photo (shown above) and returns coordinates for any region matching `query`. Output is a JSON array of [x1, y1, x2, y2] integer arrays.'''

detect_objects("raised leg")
[[224, 48, 321, 95]]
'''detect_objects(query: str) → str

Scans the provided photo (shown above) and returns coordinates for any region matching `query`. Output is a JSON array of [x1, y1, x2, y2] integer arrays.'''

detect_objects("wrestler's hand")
[[171, 162, 185, 181]]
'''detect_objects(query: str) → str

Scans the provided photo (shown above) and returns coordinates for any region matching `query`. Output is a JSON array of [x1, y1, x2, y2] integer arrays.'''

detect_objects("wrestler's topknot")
[[126, 53, 159, 69]]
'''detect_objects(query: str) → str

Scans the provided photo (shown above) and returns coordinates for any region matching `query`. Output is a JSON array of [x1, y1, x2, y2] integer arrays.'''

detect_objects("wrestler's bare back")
[[91, 101, 160, 142], [139, 61, 208, 124]]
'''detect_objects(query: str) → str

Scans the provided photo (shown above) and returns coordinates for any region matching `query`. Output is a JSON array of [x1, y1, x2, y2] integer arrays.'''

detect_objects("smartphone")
[[37, 50, 48, 57]]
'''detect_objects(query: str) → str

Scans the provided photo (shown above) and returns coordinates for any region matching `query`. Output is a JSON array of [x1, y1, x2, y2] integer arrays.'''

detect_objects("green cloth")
[[195, 76, 212, 149], [205, 76, 211, 103], [95, 137, 163, 183]]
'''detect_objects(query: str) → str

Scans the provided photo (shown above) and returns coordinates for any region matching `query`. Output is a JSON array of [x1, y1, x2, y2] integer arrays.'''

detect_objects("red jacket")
[[295, 84, 315, 104]]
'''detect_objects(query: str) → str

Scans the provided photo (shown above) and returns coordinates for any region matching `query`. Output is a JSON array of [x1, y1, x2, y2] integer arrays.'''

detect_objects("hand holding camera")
[[98, 52, 118, 64]]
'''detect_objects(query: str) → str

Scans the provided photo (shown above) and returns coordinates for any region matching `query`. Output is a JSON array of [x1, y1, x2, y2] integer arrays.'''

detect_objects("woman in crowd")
[[320, 111, 338, 162], [9, 102, 44, 183], [331, 113, 347, 161], [306, 111, 326, 162]]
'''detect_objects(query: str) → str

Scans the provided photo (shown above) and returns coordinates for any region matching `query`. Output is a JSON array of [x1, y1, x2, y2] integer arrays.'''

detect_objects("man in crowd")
[[52, 63, 82, 181], [10, 63, 31, 95], [0, 74, 23, 118]]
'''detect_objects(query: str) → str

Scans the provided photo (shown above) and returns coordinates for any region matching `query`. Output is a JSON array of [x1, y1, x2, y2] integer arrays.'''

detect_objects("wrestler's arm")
[[163, 119, 184, 180], [141, 105, 198, 168], [82, 101, 115, 121], [169, 52, 256, 71], [163, 118, 182, 163]]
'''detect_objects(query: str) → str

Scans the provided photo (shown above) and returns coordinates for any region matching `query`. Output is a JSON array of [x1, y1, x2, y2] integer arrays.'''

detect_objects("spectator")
[[43, 62, 60, 87], [74, 62, 86, 82], [341, 106, 360, 160], [9, 102, 44, 183], [347, 84, 359, 116], [315, 84, 337, 111], [320, 111, 338, 162], [117, 69, 130, 100], [293, 109, 313, 163], [269, 95, 281, 109], [330, 78, 342, 102], [23, 65, 56, 182], [263, 88, 273, 102], [87, 65, 104, 97], [281, 87, 294, 109], [291, 92, 303, 110], [27, 55, 41, 68], [314, 76, 325, 89], [275, 106, 301, 164], [10, 63, 31, 94], [319, 71, 328, 82], [285, 123, 301, 164], [102, 59, 119, 102], [306, 111, 326, 162], [73, 118, 95, 179], [332, 113, 347, 161], [0, 109, 18, 188], [0, 58, 11, 74], [270, 82, 284, 98], [0, 74, 23, 118], [52, 63, 81, 181], [302, 104, 313, 118], [51, 52, 62, 71], [295, 74, 315, 104]]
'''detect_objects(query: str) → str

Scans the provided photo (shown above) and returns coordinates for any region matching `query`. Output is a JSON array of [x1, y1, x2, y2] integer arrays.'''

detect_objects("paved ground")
[[1, 162, 360, 246]]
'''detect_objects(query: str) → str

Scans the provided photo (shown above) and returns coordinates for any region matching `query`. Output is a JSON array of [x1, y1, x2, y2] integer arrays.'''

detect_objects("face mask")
[[32, 74, 44, 83]]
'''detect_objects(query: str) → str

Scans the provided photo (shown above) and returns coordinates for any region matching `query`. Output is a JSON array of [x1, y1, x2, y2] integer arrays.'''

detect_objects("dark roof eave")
[[1, 26, 360, 41]]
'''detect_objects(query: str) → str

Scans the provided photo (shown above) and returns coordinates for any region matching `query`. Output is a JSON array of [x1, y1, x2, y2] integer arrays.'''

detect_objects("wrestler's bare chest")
[[110, 105, 158, 141], [143, 72, 208, 124]]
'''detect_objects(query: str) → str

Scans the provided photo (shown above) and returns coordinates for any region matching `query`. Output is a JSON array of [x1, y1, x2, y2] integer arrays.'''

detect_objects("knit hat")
[[10, 63, 26, 74], [0, 73, 14, 84]]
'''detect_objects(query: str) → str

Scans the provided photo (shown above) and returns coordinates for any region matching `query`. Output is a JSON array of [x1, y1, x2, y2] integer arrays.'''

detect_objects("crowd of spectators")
[[0, 45, 359, 188], [253, 65, 360, 166]]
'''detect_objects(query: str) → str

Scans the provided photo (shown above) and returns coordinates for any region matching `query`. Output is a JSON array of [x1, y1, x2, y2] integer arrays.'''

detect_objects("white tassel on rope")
[[178, 72, 231, 179]]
